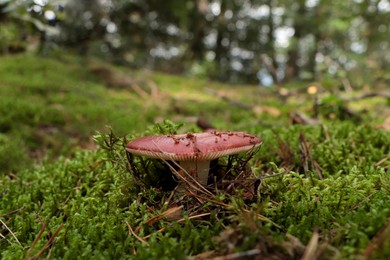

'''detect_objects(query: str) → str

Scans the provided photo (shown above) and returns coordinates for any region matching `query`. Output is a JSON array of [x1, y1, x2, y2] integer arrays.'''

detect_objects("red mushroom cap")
[[125, 131, 262, 161]]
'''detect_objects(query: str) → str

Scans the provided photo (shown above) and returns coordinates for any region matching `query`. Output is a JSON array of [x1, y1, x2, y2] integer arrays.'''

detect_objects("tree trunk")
[[284, 2, 306, 82], [265, 0, 279, 84], [188, 0, 208, 61]]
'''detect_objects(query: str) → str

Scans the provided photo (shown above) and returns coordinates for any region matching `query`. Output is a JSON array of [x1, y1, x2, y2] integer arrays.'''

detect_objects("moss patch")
[[0, 53, 389, 259]]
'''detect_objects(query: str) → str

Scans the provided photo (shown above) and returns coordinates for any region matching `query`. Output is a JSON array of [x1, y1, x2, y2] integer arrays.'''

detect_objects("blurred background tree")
[[1, 0, 389, 88]]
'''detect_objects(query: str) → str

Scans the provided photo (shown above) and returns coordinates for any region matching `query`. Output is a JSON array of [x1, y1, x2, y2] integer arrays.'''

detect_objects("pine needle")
[[301, 229, 319, 260], [0, 232, 13, 245], [125, 220, 149, 246], [0, 218, 23, 248], [31, 224, 64, 260], [25, 222, 47, 260]]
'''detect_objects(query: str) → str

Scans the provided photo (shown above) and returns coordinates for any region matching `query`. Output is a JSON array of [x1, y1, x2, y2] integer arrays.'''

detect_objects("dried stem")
[[25, 222, 48, 260], [31, 224, 64, 259], [125, 220, 149, 246], [0, 218, 23, 248]]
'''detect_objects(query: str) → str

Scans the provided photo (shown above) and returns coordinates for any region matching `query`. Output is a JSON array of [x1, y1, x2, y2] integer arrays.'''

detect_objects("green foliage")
[[2, 119, 389, 258], [253, 123, 390, 257], [146, 119, 185, 135], [0, 133, 30, 172], [0, 139, 222, 258], [0, 53, 389, 258], [0, 22, 21, 51], [0, 54, 160, 172]]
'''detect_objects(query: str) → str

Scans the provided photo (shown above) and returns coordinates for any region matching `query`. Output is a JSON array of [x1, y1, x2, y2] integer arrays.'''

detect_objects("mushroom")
[[125, 131, 262, 186]]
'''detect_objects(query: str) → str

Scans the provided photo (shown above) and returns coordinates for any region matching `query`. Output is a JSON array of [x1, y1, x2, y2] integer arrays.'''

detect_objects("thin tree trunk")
[[265, 0, 278, 84], [284, 2, 306, 82], [188, 0, 208, 61]]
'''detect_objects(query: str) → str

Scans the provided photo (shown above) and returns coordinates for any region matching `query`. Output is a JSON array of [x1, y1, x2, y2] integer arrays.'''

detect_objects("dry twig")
[[290, 111, 320, 125], [141, 212, 212, 240], [0, 232, 12, 245], [350, 193, 375, 211], [211, 248, 261, 260], [0, 218, 23, 248], [301, 229, 319, 260], [25, 222, 48, 260], [375, 156, 389, 167], [31, 224, 64, 259], [344, 92, 390, 102], [204, 88, 252, 110], [0, 206, 25, 217], [299, 132, 312, 176], [364, 218, 390, 257], [134, 206, 183, 233], [125, 220, 149, 246], [159, 155, 214, 197]]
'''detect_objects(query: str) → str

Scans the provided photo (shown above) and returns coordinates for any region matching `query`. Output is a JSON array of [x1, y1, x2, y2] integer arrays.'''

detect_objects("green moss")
[[0, 148, 221, 259], [0, 54, 163, 171], [0, 53, 389, 258], [0, 134, 30, 173]]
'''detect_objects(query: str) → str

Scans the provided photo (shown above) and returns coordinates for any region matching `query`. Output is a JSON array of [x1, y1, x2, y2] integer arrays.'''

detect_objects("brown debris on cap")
[[125, 131, 262, 161], [126, 131, 262, 186]]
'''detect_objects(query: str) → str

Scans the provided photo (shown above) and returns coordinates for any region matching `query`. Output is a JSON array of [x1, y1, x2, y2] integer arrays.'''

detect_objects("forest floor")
[[0, 52, 389, 259]]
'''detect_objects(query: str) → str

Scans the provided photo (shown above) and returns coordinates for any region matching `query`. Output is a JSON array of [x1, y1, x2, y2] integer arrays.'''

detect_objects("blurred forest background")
[[1, 0, 389, 87], [1, 1, 390, 258]]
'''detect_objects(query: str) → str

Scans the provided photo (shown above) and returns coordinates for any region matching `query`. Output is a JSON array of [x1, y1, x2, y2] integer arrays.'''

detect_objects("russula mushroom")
[[126, 131, 262, 186]]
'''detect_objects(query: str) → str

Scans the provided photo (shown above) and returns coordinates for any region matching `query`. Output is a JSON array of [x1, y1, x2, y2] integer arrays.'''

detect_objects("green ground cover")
[[0, 53, 389, 259]]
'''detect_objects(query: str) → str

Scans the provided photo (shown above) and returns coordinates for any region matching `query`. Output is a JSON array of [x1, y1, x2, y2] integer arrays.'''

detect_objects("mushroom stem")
[[179, 160, 211, 185]]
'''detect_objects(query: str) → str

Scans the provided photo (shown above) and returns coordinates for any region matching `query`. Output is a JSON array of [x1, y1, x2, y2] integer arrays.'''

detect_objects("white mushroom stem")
[[179, 160, 211, 185]]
